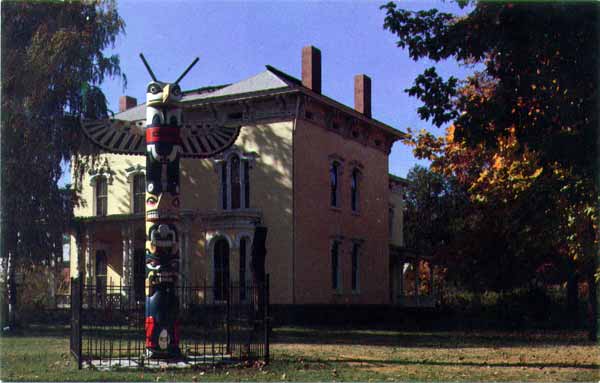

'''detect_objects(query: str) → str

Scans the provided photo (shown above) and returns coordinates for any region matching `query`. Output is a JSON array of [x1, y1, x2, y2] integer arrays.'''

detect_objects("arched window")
[[95, 177, 108, 216], [132, 174, 146, 214], [330, 162, 339, 207], [351, 168, 360, 212], [220, 152, 251, 210], [213, 238, 230, 301]]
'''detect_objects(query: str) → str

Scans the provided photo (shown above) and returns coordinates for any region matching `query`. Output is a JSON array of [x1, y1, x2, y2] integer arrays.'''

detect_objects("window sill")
[[351, 210, 360, 216], [330, 206, 342, 213], [351, 290, 360, 296]]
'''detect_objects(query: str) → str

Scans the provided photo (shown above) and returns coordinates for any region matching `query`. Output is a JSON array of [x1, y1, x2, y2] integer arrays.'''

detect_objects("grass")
[[0, 326, 598, 381]]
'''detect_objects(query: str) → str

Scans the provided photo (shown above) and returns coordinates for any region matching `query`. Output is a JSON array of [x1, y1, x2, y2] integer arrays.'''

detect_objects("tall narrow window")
[[351, 169, 359, 212], [230, 154, 241, 209], [214, 238, 230, 301], [221, 163, 228, 210], [132, 174, 146, 214], [239, 237, 247, 301], [351, 243, 360, 292], [331, 240, 340, 291], [330, 162, 339, 207], [96, 177, 108, 216], [243, 160, 250, 208], [220, 152, 251, 211], [95, 250, 107, 295]]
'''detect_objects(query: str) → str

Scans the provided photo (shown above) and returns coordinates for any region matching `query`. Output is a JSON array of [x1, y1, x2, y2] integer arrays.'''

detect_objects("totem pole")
[[140, 54, 197, 358], [80, 54, 241, 359]]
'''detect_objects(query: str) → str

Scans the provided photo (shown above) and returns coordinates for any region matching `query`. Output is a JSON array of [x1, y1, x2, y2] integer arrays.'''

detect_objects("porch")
[[390, 245, 441, 308]]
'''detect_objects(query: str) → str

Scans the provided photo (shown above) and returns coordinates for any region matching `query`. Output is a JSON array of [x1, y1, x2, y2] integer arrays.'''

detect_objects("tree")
[[1, 1, 125, 324], [382, 2, 598, 338]]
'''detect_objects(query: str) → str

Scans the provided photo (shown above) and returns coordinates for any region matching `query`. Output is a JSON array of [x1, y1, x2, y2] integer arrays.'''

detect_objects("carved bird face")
[[146, 81, 182, 107]]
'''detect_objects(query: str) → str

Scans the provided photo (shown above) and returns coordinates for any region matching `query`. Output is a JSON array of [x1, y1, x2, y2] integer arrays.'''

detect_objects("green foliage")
[[0, 1, 125, 269]]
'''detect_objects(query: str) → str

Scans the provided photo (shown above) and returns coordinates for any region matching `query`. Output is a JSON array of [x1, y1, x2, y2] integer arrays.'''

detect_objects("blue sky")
[[61, 0, 474, 186]]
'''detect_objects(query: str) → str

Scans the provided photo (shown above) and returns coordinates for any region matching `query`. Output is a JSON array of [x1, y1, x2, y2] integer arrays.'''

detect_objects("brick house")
[[69, 46, 411, 306]]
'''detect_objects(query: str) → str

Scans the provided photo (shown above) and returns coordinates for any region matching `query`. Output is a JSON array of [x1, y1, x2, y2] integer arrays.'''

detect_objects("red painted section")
[[146, 126, 181, 144], [145, 316, 156, 347]]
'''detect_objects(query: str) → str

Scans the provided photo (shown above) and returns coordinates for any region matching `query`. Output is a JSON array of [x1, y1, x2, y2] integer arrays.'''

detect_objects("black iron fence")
[[70, 274, 270, 369]]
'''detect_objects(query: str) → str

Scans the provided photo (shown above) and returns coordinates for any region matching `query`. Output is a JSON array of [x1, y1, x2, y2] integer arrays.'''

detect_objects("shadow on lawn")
[[310, 357, 600, 371], [272, 327, 595, 349]]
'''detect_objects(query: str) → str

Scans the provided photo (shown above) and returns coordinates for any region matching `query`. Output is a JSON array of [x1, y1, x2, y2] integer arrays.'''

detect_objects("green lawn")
[[0, 326, 598, 381]]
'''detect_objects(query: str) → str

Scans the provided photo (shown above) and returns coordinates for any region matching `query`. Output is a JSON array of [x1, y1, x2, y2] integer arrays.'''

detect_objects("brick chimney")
[[354, 74, 371, 118], [302, 46, 321, 94], [119, 95, 137, 112]]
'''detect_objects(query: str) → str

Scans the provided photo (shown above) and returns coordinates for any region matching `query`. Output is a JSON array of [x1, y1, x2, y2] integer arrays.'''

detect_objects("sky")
[[60, 0, 475, 186]]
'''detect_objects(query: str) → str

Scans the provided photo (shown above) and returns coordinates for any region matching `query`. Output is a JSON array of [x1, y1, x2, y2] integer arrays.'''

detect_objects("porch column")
[[85, 229, 93, 286], [127, 227, 134, 286], [414, 257, 420, 305], [121, 223, 134, 290]]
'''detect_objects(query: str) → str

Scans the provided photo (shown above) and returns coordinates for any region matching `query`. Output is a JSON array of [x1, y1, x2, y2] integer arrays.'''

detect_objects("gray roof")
[[184, 70, 290, 101], [115, 68, 291, 121]]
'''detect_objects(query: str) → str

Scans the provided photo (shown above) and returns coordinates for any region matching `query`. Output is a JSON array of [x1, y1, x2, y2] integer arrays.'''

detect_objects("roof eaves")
[[183, 87, 298, 107], [265, 65, 405, 140], [298, 87, 406, 139]]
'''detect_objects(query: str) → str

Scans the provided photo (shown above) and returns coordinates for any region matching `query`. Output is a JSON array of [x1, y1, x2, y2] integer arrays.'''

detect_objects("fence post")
[[264, 274, 270, 364]]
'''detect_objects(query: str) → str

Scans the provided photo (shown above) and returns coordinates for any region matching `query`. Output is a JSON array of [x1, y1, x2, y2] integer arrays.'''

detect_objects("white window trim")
[[91, 175, 109, 217]]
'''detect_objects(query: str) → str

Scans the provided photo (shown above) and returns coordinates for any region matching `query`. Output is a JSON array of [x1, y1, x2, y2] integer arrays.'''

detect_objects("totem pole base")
[[145, 347, 182, 361]]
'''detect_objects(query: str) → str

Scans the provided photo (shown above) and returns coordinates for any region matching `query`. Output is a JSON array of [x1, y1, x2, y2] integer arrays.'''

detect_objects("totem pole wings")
[[80, 56, 241, 158], [80, 117, 241, 158]]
